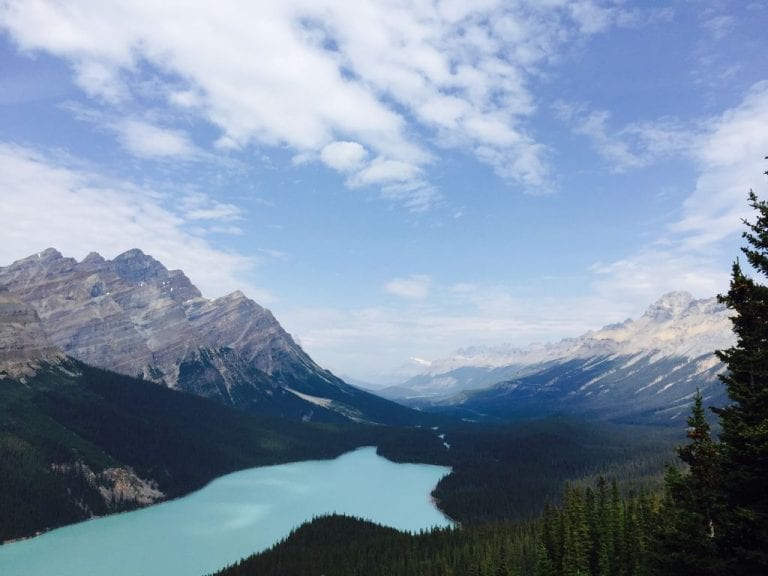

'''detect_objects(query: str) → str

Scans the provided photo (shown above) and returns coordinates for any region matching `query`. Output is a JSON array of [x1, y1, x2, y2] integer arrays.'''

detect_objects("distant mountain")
[[0, 249, 421, 425], [386, 292, 734, 423]]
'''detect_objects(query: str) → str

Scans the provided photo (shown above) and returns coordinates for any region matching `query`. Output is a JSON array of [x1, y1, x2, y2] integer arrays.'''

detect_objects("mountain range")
[[0, 248, 420, 426], [383, 291, 734, 423]]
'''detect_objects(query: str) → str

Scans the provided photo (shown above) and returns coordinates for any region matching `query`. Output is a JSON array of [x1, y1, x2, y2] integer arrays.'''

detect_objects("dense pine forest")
[[211, 484, 660, 576]]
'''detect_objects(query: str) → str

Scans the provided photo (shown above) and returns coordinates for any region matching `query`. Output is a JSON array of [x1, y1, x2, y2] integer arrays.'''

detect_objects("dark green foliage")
[[211, 481, 661, 576], [653, 188, 768, 575], [209, 514, 539, 576], [712, 190, 768, 574], [537, 481, 659, 576], [426, 419, 676, 525], [651, 390, 722, 575]]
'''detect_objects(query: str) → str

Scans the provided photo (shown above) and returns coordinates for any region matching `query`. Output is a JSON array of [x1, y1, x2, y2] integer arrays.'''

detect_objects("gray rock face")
[[0, 249, 300, 384], [0, 288, 63, 378], [0, 249, 416, 424]]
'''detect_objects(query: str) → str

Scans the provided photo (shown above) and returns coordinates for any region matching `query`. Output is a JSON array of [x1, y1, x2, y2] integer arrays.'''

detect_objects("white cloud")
[[384, 275, 432, 300], [0, 0, 633, 207], [112, 118, 199, 159], [350, 158, 422, 187], [320, 141, 368, 172], [62, 104, 203, 161], [180, 192, 243, 222], [669, 82, 768, 253], [0, 143, 266, 300], [702, 14, 736, 40], [555, 99, 698, 173]]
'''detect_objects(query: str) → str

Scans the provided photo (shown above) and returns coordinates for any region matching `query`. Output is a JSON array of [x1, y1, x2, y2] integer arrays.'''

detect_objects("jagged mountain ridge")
[[386, 292, 734, 423], [0, 248, 420, 425]]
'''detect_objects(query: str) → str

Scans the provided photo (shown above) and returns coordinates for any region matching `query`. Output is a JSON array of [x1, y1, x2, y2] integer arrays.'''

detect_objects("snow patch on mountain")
[[422, 292, 733, 377]]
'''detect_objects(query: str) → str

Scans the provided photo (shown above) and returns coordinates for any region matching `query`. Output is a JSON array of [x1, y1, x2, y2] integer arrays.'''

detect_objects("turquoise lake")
[[0, 447, 452, 576]]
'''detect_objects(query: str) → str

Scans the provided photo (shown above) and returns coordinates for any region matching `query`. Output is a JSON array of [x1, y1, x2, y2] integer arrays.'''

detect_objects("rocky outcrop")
[[51, 462, 165, 509], [0, 288, 63, 378]]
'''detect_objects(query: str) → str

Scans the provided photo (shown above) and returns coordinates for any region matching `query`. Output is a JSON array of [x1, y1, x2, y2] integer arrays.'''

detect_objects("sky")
[[1, 1, 767, 384]]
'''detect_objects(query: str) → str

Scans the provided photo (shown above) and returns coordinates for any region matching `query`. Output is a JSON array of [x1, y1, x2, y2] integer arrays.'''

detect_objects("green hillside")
[[0, 358, 375, 542]]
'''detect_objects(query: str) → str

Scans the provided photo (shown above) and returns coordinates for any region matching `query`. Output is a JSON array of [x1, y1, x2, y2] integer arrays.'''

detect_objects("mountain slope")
[[0, 249, 421, 425], [0, 353, 386, 542], [389, 292, 733, 423]]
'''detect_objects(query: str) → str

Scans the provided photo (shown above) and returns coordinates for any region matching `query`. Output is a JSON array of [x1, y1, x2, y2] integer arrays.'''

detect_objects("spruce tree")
[[714, 190, 768, 574], [677, 389, 720, 541], [652, 390, 723, 576]]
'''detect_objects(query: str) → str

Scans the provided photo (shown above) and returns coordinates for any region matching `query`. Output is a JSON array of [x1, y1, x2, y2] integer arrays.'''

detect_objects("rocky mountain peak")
[[0, 248, 319, 391], [37, 247, 64, 261], [641, 291, 695, 321], [79, 251, 107, 271], [165, 269, 202, 302], [2, 248, 77, 286], [110, 249, 170, 284]]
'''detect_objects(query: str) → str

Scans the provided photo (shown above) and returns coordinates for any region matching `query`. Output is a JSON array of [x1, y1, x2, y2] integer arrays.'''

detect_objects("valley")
[[0, 241, 762, 576]]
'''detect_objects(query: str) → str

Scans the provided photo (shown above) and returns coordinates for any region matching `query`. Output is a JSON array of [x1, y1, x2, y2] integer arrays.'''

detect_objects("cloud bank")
[[0, 0, 634, 208]]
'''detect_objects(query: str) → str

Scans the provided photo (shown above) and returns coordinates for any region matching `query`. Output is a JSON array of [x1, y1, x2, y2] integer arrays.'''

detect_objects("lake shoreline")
[[0, 447, 452, 576]]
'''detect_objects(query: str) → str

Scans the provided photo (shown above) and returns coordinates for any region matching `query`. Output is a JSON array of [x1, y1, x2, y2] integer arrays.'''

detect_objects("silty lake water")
[[0, 447, 452, 576]]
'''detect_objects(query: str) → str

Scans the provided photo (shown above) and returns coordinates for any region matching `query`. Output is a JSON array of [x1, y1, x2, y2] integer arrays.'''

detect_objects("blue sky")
[[1, 1, 767, 383]]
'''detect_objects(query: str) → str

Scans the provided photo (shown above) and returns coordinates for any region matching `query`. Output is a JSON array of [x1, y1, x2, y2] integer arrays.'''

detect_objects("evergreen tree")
[[714, 189, 768, 574], [652, 391, 722, 575], [677, 389, 720, 540]]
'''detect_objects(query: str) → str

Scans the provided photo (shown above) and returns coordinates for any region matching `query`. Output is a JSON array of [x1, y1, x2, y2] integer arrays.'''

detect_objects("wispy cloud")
[[63, 104, 204, 161], [0, 0, 637, 208], [112, 118, 199, 159], [179, 192, 244, 222], [0, 143, 266, 300], [591, 81, 768, 304], [384, 275, 432, 300], [554, 101, 696, 172]]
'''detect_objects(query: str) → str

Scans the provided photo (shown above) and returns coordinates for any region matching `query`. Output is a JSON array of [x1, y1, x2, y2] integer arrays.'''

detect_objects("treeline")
[[211, 514, 539, 576], [647, 190, 768, 575], [425, 420, 675, 524], [537, 481, 659, 576], [208, 480, 661, 576]]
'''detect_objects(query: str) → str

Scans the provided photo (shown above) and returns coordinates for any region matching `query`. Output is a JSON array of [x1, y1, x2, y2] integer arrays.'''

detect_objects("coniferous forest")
[[212, 188, 768, 576]]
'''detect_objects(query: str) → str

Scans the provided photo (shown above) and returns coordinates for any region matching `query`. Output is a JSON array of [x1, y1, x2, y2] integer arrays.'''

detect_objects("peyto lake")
[[0, 447, 452, 576]]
